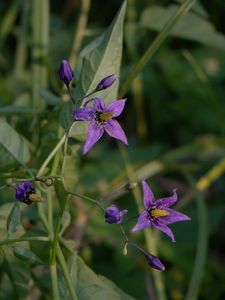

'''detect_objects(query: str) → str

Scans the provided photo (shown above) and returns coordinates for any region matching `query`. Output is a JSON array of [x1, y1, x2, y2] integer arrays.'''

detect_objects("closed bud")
[[96, 74, 116, 90], [59, 60, 74, 85], [144, 253, 165, 271]]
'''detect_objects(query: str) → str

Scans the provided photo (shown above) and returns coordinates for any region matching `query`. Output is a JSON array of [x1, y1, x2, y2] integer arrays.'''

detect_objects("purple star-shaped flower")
[[73, 98, 128, 154], [132, 180, 191, 242], [105, 204, 128, 224], [16, 181, 35, 205]]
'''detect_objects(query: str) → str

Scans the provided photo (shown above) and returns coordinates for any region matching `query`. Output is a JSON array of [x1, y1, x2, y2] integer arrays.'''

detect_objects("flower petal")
[[92, 98, 105, 110], [142, 180, 155, 210], [156, 189, 177, 208], [131, 211, 151, 233], [159, 208, 191, 225], [73, 107, 94, 121], [105, 99, 126, 117], [83, 123, 104, 154], [104, 119, 128, 145], [152, 220, 175, 242]]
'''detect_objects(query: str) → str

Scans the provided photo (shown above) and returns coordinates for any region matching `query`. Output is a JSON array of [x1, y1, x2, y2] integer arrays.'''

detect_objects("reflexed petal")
[[73, 107, 94, 121], [142, 180, 155, 209], [92, 98, 105, 110], [160, 208, 191, 225], [105, 99, 126, 117], [104, 119, 128, 145], [156, 189, 177, 208], [83, 123, 104, 154], [152, 220, 175, 242], [131, 211, 150, 233]]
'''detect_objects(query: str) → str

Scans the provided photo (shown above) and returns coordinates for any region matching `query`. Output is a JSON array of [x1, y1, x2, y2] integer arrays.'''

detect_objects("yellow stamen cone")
[[28, 194, 44, 202], [99, 112, 113, 121], [151, 209, 170, 218]]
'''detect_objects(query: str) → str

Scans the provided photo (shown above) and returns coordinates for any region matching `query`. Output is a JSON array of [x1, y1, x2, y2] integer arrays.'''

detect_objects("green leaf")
[[69, 121, 88, 142], [60, 211, 71, 235], [12, 246, 43, 264], [0, 118, 30, 170], [6, 202, 21, 236], [174, 0, 208, 18], [62, 1, 126, 135], [141, 5, 225, 51]]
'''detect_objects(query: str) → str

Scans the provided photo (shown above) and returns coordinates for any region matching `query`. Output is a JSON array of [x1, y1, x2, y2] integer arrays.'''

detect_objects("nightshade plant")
[[0, 1, 195, 299]]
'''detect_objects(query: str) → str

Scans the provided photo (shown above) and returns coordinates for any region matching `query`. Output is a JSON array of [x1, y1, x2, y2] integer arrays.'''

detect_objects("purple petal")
[[156, 189, 177, 208], [142, 180, 155, 210], [131, 211, 151, 233], [152, 220, 175, 242], [105, 99, 126, 117], [104, 119, 128, 145], [83, 123, 104, 154], [73, 107, 94, 121], [159, 208, 191, 225], [92, 98, 105, 110]]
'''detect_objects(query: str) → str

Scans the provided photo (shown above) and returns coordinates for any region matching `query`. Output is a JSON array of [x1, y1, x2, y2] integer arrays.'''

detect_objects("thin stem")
[[67, 191, 105, 212], [56, 245, 78, 300], [119, 0, 197, 97], [66, 84, 76, 105], [61, 131, 69, 177], [37, 134, 66, 177], [118, 224, 129, 242], [69, 0, 91, 67], [50, 264, 61, 300], [0, 236, 49, 246], [50, 195, 68, 265]]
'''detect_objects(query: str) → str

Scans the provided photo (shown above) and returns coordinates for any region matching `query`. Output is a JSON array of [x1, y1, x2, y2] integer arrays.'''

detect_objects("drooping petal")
[[104, 119, 128, 145], [152, 220, 175, 242], [92, 98, 105, 110], [72, 107, 94, 121], [156, 189, 177, 208], [142, 180, 155, 210], [131, 211, 151, 233], [105, 99, 126, 117], [83, 123, 104, 154], [159, 208, 191, 225]]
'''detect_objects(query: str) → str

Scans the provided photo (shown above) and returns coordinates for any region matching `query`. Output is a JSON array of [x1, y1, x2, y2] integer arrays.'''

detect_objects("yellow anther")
[[99, 112, 113, 121], [29, 194, 44, 202], [150, 209, 170, 218]]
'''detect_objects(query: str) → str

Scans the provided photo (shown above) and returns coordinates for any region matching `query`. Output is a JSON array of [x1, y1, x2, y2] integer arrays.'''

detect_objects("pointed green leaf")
[[141, 5, 225, 51], [0, 118, 30, 170], [7, 202, 21, 236], [12, 246, 43, 264]]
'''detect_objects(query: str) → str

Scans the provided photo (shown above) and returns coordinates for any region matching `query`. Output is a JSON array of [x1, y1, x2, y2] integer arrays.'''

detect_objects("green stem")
[[56, 245, 78, 300], [67, 191, 105, 212], [0, 236, 49, 246], [119, 0, 197, 97], [50, 263, 61, 300], [61, 131, 69, 178], [50, 195, 68, 265]]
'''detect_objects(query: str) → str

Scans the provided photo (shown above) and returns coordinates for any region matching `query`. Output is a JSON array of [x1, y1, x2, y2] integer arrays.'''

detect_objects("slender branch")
[[0, 236, 49, 246], [67, 191, 105, 212]]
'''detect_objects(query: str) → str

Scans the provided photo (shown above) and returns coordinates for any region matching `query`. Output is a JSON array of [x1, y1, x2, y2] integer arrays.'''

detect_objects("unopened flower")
[[15, 182, 43, 205], [144, 253, 165, 271], [73, 98, 128, 154], [59, 60, 74, 85], [96, 74, 116, 90], [132, 180, 191, 242], [105, 204, 128, 224]]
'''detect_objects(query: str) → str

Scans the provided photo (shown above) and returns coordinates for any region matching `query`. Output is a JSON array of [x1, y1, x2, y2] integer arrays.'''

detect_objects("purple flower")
[[16, 182, 35, 205], [59, 60, 74, 84], [132, 180, 191, 242], [144, 253, 165, 271], [96, 74, 116, 90], [73, 98, 128, 154], [105, 204, 128, 224]]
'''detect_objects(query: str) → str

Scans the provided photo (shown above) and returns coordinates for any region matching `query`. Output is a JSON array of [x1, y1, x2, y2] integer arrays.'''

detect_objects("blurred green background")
[[0, 0, 225, 299]]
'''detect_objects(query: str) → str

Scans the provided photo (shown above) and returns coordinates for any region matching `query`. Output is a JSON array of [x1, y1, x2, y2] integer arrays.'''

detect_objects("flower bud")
[[96, 74, 116, 90], [105, 204, 128, 224], [144, 253, 165, 271], [59, 60, 74, 84], [16, 182, 35, 205]]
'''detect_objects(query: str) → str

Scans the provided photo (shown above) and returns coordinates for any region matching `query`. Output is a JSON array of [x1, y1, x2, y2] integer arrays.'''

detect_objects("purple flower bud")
[[59, 60, 74, 84], [105, 204, 128, 224], [144, 253, 165, 271], [96, 74, 116, 90], [16, 182, 35, 205]]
